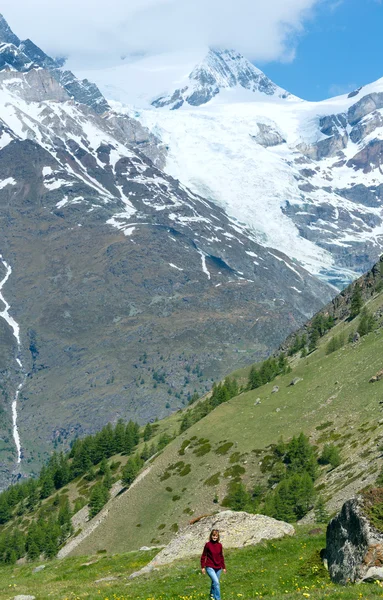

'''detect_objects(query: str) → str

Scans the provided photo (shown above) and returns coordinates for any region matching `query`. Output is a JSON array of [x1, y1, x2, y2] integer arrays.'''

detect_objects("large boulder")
[[326, 490, 383, 584], [130, 510, 294, 577]]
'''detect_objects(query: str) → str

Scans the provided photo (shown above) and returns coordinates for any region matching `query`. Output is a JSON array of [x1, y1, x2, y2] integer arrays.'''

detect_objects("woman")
[[200, 529, 226, 600]]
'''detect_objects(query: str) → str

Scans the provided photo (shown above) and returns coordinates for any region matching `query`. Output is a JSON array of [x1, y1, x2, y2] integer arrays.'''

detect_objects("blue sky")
[[263, 0, 383, 100]]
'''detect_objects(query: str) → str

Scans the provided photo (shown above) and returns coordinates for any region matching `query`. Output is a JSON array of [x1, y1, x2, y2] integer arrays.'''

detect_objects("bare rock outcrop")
[[130, 510, 294, 577], [326, 490, 383, 584]]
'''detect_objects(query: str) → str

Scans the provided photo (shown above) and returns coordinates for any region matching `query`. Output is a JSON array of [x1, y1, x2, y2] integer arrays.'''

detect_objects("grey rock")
[[0, 14, 109, 114], [326, 494, 383, 584], [347, 139, 383, 173], [348, 87, 362, 99], [131, 510, 294, 577], [20, 39, 62, 70], [350, 111, 383, 143], [0, 43, 35, 72], [348, 92, 383, 126], [0, 70, 69, 103], [319, 113, 347, 136], [252, 123, 286, 148], [297, 132, 348, 160], [289, 377, 302, 386], [32, 565, 45, 573], [353, 332, 361, 343], [271, 386, 279, 393], [52, 69, 110, 114], [254, 399, 261, 406], [0, 14, 20, 45], [14, 596, 36, 600]]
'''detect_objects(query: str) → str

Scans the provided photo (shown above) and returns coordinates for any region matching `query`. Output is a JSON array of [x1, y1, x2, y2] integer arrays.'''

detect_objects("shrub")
[[357, 307, 376, 337], [264, 472, 315, 522], [194, 443, 211, 457], [204, 473, 221, 486], [325, 334, 345, 355], [222, 481, 251, 511], [179, 464, 192, 477], [318, 444, 341, 468], [224, 465, 246, 479], [215, 442, 234, 455]]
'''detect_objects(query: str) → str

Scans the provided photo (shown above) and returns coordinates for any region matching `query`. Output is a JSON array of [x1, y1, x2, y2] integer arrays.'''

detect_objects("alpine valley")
[[2, 12, 383, 599], [0, 11, 382, 489], [0, 15, 332, 486]]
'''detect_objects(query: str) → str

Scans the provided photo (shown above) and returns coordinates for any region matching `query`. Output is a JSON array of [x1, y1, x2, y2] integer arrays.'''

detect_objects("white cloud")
[[1, 0, 321, 67]]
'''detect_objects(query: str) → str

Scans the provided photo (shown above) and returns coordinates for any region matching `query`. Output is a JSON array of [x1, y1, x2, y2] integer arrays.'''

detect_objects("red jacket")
[[200, 541, 226, 570]]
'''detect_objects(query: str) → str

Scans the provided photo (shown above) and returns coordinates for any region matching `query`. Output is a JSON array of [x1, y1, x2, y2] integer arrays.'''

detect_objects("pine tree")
[[40, 472, 55, 499], [319, 444, 341, 468], [180, 412, 192, 433], [315, 496, 329, 524], [143, 422, 153, 441], [113, 419, 126, 453], [121, 456, 140, 487], [0, 497, 11, 524], [89, 483, 110, 519], [223, 482, 250, 511], [309, 327, 320, 352], [98, 457, 108, 476], [103, 465, 113, 490], [357, 307, 376, 337], [285, 433, 317, 480], [350, 284, 363, 319]]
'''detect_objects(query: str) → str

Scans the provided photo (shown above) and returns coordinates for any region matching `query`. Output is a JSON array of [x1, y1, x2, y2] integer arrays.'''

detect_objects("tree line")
[[222, 433, 340, 524], [0, 418, 148, 564]]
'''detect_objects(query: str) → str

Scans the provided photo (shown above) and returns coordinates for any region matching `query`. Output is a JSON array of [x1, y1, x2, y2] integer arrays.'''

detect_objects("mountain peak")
[[151, 47, 292, 109], [0, 14, 20, 47]]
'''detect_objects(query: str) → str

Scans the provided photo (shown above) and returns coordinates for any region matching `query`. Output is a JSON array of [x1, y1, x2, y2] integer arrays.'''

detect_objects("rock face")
[[0, 43, 332, 485], [131, 510, 294, 576], [0, 13, 109, 114], [326, 491, 383, 584]]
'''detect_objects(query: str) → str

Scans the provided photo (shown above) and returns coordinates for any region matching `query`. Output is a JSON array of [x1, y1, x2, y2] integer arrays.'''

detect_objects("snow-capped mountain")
[[0, 16, 332, 486], [82, 50, 383, 287], [151, 48, 293, 109], [76, 47, 293, 109], [0, 13, 109, 114]]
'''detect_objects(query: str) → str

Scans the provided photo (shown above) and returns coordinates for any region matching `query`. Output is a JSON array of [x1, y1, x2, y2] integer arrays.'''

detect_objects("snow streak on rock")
[[0, 255, 23, 464]]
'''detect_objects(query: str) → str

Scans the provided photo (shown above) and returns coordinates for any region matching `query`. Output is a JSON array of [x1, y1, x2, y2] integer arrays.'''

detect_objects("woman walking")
[[200, 529, 226, 600]]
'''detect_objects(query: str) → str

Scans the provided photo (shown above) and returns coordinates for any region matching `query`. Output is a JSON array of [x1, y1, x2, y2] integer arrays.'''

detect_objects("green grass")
[[2, 528, 383, 599], [60, 292, 383, 556], [4, 291, 383, 563]]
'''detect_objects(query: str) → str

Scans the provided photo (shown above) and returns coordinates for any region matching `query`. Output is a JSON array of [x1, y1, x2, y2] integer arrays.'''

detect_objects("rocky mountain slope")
[[1, 254, 382, 562], [0, 16, 332, 487], [83, 49, 383, 287], [61, 257, 383, 556], [0, 14, 108, 115]]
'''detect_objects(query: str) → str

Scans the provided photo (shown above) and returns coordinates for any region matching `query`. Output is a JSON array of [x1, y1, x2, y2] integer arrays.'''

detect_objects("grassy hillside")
[[2, 527, 383, 600], [2, 258, 383, 568], [65, 277, 383, 556]]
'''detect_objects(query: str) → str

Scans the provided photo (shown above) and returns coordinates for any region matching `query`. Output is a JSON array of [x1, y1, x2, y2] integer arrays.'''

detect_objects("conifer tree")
[[143, 422, 153, 441], [315, 496, 329, 524], [103, 465, 113, 490], [350, 284, 363, 319]]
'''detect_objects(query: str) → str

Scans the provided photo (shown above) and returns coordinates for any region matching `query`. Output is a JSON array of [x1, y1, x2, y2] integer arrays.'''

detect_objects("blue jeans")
[[206, 567, 222, 600]]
